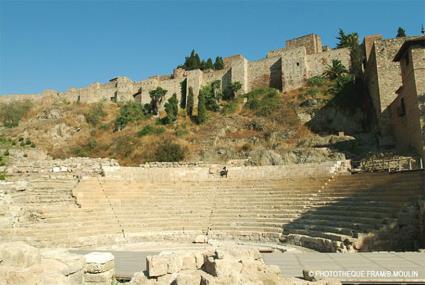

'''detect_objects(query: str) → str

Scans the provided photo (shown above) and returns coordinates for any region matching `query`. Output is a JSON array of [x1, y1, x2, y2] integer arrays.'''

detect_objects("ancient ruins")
[[0, 33, 425, 285]]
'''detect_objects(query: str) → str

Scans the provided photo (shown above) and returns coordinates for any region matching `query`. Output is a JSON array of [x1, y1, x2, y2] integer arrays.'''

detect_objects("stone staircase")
[[281, 170, 424, 252], [1, 163, 422, 252]]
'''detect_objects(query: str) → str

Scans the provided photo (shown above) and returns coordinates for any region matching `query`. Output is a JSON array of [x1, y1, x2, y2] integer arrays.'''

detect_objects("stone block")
[[146, 255, 168, 277], [84, 252, 115, 274], [83, 268, 114, 283], [173, 270, 202, 285], [203, 256, 242, 278]]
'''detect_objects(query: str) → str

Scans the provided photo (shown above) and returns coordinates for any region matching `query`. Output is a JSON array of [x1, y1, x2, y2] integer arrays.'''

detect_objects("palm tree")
[[325, 60, 348, 79], [336, 28, 359, 49]]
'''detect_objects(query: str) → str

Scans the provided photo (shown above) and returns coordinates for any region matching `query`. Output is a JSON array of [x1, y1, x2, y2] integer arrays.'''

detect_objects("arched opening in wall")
[[269, 58, 282, 90], [180, 79, 187, 109], [296, 62, 300, 66]]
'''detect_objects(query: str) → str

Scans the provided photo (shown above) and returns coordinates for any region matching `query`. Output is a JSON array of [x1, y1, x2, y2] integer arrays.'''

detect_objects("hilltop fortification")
[[1, 34, 350, 111]]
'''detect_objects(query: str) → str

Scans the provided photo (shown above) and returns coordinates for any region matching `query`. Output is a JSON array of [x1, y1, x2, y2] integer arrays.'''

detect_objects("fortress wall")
[[280, 47, 308, 91], [135, 78, 160, 105], [201, 68, 229, 92], [285, 34, 322, 55], [365, 45, 381, 116], [102, 161, 342, 182], [364, 34, 383, 62], [248, 57, 282, 91], [156, 77, 183, 109], [231, 57, 249, 93], [366, 38, 405, 136], [389, 44, 425, 159], [62, 81, 117, 103], [306, 47, 351, 78], [186, 70, 204, 115], [0, 94, 40, 103], [267, 47, 287, 58]]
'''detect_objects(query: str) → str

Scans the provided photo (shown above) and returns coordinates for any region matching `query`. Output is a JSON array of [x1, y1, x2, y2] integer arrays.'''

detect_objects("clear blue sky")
[[0, 0, 424, 95]]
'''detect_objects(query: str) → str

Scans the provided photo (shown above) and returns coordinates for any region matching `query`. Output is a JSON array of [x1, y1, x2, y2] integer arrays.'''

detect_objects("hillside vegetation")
[[0, 68, 375, 166]]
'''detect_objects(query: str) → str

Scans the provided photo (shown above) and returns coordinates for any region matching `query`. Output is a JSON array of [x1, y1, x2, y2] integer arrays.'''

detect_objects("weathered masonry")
[[389, 37, 425, 159], [52, 34, 350, 110]]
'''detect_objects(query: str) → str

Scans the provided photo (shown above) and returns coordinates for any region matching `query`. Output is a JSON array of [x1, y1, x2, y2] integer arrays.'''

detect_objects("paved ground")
[[72, 250, 425, 283]]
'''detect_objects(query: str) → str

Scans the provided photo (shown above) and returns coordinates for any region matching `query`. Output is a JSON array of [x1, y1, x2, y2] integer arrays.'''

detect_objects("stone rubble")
[[0, 242, 84, 285], [83, 252, 115, 285], [130, 245, 341, 285]]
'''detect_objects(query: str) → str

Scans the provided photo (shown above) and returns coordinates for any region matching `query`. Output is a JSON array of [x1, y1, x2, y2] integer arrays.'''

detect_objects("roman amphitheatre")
[[0, 31, 424, 285]]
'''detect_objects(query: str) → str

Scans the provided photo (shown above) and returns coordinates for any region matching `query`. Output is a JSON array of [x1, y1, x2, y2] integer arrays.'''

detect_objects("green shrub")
[[137, 125, 165, 137], [20, 141, 25, 147], [154, 140, 185, 162], [223, 81, 242, 100], [0, 173, 6, 180], [84, 102, 106, 126], [175, 128, 189, 137], [245, 88, 280, 116], [115, 101, 146, 130], [25, 139, 32, 145], [164, 94, 179, 124], [198, 81, 221, 112], [305, 87, 320, 97], [4, 149, 9, 156], [0, 99, 33, 128], [30, 143, 36, 148], [23, 153, 28, 157], [221, 101, 238, 115], [11, 141, 16, 146], [18, 137, 24, 142], [307, 75, 326, 87], [99, 123, 109, 130]]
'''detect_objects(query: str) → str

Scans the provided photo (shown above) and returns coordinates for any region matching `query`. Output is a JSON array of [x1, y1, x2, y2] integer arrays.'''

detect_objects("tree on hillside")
[[396, 27, 406, 37], [336, 28, 359, 49], [164, 93, 178, 124], [206, 58, 214, 69], [149, 87, 167, 115], [214, 56, 225, 70], [197, 92, 207, 124], [186, 87, 195, 117], [179, 50, 202, 70], [325, 60, 348, 79]]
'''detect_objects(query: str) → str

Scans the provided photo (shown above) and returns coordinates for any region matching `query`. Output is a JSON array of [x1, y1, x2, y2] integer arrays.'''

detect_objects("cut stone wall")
[[280, 47, 308, 91], [285, 34, 322, 55], [365, 37, 407, 136], [306, 48, 351, 78], [247, 57, 281, 91], [389, 43, 425, 159], [1, 33, 352, 112], [102, 160, 347, 182]]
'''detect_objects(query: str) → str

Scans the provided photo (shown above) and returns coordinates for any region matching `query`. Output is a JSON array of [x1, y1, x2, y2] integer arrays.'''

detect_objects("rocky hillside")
[[0, 76, 379, 166]]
